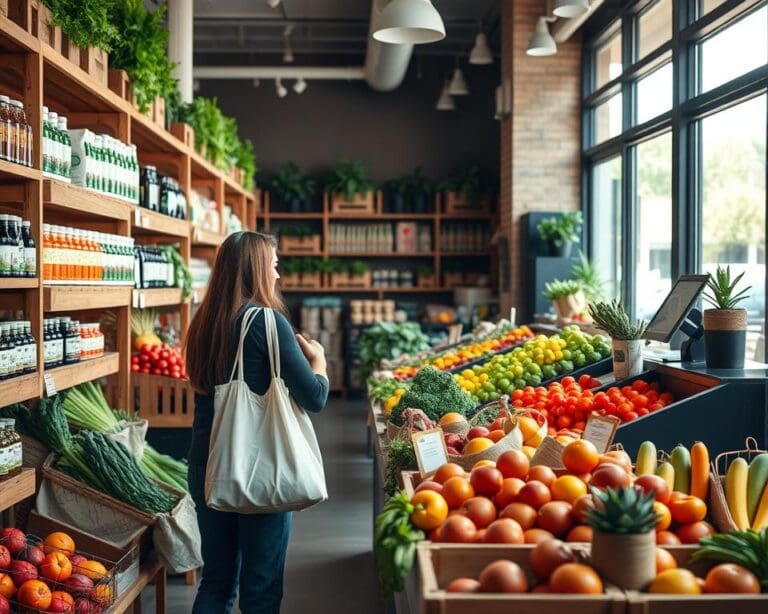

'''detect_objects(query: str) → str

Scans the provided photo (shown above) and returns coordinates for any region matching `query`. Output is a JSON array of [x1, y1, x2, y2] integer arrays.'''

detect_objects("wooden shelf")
[[131, 110, 184, 155], [0, 277, 38, 290], [111, 561, 165, 614], [441, 252, 492, 257], [328, 252, 435, 257], [440, 212, 494, 220], [0, 468, 36, 513], [0, 15, 40, 53], [133, 288, 185, 308], [0, 159, 40, 182], [44, 180, 133, 222], [132, 207, 190, 238], [44, 285, 132, 311], [282, 287, 453, 295], [329, 213, 435, 220], [190, 151, 222, 182], [379, 287, 454, 292], [268, 213, 324, 220], [192, 227, 224, 247], [0, 372, 39, 406], [44, 352, 120, 392]]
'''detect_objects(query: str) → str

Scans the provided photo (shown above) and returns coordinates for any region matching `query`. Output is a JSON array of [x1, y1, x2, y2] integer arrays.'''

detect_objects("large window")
[[583, 0, 768, 355]]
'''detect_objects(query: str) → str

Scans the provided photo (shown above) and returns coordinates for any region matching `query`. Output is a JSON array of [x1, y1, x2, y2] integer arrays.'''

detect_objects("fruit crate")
[[129, 373, 194, 428], [539, 356, 613, 388], [418, 274, 437, 289], [170, 122, 195, 148], [418, 543, 625, 614]]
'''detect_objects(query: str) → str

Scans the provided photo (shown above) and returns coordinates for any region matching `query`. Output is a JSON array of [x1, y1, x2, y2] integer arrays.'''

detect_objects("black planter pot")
[[703, 309, 747, 369], [391, 194, 405, 214], [414, 193, 428, 214], [289, 198, 302, 213], [549, 241, 573, 258]]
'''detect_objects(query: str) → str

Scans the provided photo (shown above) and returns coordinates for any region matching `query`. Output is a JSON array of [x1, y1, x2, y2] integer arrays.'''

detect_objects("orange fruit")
[[434, 463, 465, 484], [649, 569, 701, 594], [78, 560, 108, 582], [655, 548, 678, 574], [566, 525, 593, 542], [410, 491, 449, 530], [439, 413, 468, 427], [441, 476, 475, 509], [472, 460, 496, 471], [488, 429, 506, 443], [668, 495, 707, 524], [562, 440, 599, 474], [44, 532, 75, 557], [0, 573, 16, 598], [463, 437, 495, 455], [91, 584, 113, 606], [654, 501, 672, 532], [551, 475, 588, 504], [17, 580, 52, 610], [549, 563, 603, 594]]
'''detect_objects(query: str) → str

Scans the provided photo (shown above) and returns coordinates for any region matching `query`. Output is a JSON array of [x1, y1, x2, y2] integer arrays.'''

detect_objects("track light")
[[448, 67, 468, 96], [283, 24, 294, 63], [469, 32, 493, 65], [436, 81, 455, 111], [267, 0, 281, 8], [275, 78, 287, 98], [252, 79, 261, 88], [373, 0, 446, 44], [293, 77, 307, 94], [526, 17, 557, 56], [553, 0, 590, 18]]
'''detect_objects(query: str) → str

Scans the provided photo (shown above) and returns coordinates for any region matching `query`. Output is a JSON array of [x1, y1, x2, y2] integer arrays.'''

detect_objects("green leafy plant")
[[46, 0, 117, 50], [417, 264, 434, 277], [704, 265, 751, 310], [439, 164, 494, 204], [544, 279, 583, 300], [107, 0, 177, 113], [390, 366, 475, 426], [281, 259, 300, 276], [403, 166, 434, 199], [383, 178, 407, 197], [537, 211, 583, 248], [272, 163, 316, 204], [586, 486, 658, 534], [279, 225, 316, 238], [588, 300, 647, 340], [571, 250, 605, 302], [374, 489, 423, 594], [234, 138, 258, 189], [693, 528, 768, 592], [325, 160, 376, 201], [358, 322, 430, 380], [349, 261, 369, 276]]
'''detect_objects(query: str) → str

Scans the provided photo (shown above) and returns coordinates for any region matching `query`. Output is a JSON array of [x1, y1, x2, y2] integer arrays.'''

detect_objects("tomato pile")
[[131, 343, 187, 379], [510, 375, 675, 427]]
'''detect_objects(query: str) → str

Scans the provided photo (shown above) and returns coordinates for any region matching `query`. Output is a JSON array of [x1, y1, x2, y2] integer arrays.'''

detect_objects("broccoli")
[[390, 366, 475, 426]]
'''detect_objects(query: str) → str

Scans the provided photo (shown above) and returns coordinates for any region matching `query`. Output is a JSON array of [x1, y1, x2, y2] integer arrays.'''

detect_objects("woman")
[[185, 231, 329, 614]]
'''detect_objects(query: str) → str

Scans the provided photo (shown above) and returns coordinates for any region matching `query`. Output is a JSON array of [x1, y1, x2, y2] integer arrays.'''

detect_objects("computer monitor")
[[643, 275, 710, 343]]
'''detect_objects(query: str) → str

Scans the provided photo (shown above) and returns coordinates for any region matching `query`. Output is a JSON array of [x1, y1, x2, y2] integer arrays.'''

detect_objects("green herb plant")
[[537, 212, 583, 248], [46, 0, 117, 50], [403, 166, 434, 200], [588, 299, 647, 340], [358, 322, 430, 380], [693, 528, 768, 591], [704, 265, 751, 310], [439, 164, 495, 204], [325, 160, 376, 201], [374, 489, 423, 594], [272, 163, 316, 205], [349, 261, 369, 276]]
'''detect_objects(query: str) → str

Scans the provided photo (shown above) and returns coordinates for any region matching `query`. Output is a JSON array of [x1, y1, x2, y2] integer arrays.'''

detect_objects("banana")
[[725, 457, 750, 530], [635, 441, 657, 476]]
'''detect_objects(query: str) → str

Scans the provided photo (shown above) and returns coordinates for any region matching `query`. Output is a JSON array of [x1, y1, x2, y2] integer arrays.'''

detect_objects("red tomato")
[[131, 364, 140, 372], [157, 359, 168, 370], [152, 368, 162, 375], [131, 355, 139, 365], [160, 350, 170, 360]]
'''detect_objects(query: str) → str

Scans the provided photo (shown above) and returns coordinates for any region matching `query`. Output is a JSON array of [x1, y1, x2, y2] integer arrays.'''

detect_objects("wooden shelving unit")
[[44, 352, 121, 393], [192, 227, 225, 247], [0, 277, 38, 290], [133, 288, 186, 308], [43, 285, 133, 311], [132, 207, 190, 238], [43, 180, 133, 223], [0, 373, 40, 406], [0, 468, 36, 512]]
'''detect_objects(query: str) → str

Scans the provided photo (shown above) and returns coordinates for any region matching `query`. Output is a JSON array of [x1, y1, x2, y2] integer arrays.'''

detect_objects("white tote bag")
[[204, 307, 328, 513]]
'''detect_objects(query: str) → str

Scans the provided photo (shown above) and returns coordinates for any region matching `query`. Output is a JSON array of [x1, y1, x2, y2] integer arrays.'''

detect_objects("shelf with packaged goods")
[[132, 288, 186, 309], [43, 180, 133, 223], [282, 287, 453, 297], [268, 213, 325, 220], [191, 227, 224, 247], [0, 159, 41, 182], [440, 252, 492, 257], [439, 212, 495, 220], [131, 207, 190, 239], [0, 372, 40, 406], [43, 285, 132, 312], [329, 213, 435, 221], [0, 468, 36, 513], [327, 252, 436, 258], [0, 277, 39, 290], [44, 352, 120, 394]]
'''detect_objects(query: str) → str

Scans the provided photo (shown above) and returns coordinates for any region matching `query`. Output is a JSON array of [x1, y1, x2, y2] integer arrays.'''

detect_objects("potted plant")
[[404, 167, 435, 213], [571, 250, 605, 302], [325, 160, 377, 213], [272, 163, 315, 213], [417, 264, 435, 288], [703, 266, 751, 369], [383, 178, 407, 214], [280, 259, 300, 288], [543, 279, 586, 321], [586, 486, 658, 590], [537, 211, 583, 258], [439, 164, 492, 212], [588, 299, 646, 378]]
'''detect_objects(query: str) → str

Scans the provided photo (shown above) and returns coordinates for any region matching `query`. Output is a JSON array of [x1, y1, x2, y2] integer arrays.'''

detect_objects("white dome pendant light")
[[526, 17, 557, 56], [275, 78, 288, 98], [553, 0, 590, 18], [293, 77, 307, 94], [436, 80, 455, 111], [469, 32, 493, 65], [373, 0, 446, 45], [448, 67, 469, 96]]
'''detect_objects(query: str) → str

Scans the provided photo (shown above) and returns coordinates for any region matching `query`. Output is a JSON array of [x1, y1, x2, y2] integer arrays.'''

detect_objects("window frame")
[[581, 0, 768, 355]]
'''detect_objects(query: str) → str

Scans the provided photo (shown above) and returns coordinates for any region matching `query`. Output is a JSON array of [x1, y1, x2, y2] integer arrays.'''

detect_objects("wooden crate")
[[443, 191, 492, 215], [131, 373, 194, 428], [153, 96, 165, 128], [443, 272, 465, 288], [61, 34, 80, 67], [419, 543, 625, 614], [171, 122, 195, 148], [80, 46, 108, 87], [299, 272, 322, 289], [281, 273, 301, 289], [418, 274, 436, 288], [279, 235, 321, 255], [329, 190, 375, 214], [0, 0, 8, 18], [36, 3, 60, 49], [328, 271, 371, 289], [108, 69, 132, 102], [8, 0, 41, 33]]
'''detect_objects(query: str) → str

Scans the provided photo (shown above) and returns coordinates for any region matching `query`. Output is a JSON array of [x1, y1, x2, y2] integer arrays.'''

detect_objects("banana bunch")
[[374, 490, 425, 595]]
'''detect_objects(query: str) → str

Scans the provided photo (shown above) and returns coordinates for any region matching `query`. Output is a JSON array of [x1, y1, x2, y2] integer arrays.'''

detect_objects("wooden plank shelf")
[[132, 207, 190, 238], [328, 252, 435, 257], [0, 468, 36, 513], [44, 285, 132, 311], [440, 212, 495, 220], [441, 252, 492, 257], [133, 288, 185, 308], [0, 159, 40, 182], [44, 180, 133, 222], [329, 213, 435, 220], [190, 150, 221, 182], [44, 352, 120, 392], [131, 109, 184, 155], [0, 15, 40, 53], [0, 277, 38, 290], [282, 287, 453, 296], [0, 372, 40, 406], [192, 227, 224, 247], [268, 213, 324, 220]]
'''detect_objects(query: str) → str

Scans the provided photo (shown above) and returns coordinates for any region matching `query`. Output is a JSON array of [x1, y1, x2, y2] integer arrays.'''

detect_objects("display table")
[[112, 561, 166, 614]]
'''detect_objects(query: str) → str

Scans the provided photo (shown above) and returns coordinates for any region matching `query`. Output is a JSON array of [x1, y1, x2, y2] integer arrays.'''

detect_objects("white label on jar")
[[0, 348, 9, 377], [0, 447, 8, 476], [11, 441, 21, 470]]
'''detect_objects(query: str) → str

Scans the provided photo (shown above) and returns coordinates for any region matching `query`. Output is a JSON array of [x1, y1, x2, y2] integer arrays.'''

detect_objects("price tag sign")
[[43, 374, 57, 397], [447, 324, 462, 345], [411, 428, 448, 477], [509, 307, 517, 326], [583, 413, 621, 453], [132, 290, 140, 308], [138, 292, 146, 309]]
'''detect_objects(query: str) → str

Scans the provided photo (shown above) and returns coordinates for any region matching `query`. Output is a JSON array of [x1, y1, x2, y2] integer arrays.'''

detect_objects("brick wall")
[[499, 0, 583, 315]]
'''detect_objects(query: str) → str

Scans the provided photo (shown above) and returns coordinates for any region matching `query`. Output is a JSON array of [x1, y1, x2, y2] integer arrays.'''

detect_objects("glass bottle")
[[5, 419, 21, 476], [7, 216, 20, 278], [0, 421, 10, 480], [0, 96, 11, 162], [42, 106, 50, 174], [0, 215, 11, 278], [8, 322, 21, 378], [0, 324, 11, 380], [22, 321, 36, 374], [58, 116, 71, 180]]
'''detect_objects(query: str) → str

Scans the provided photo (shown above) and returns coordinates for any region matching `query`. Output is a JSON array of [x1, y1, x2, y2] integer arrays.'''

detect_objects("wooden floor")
[[140, 398, 386, 613]]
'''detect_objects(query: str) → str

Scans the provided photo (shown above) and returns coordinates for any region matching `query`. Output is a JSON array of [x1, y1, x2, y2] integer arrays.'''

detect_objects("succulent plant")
[[586, 486, 659, 534], [588, 300, 647, 340], [704, 265, 751, 310]]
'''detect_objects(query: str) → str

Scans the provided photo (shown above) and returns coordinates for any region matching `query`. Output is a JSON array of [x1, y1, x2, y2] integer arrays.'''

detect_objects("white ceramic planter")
[[612, 339, 643, 379]]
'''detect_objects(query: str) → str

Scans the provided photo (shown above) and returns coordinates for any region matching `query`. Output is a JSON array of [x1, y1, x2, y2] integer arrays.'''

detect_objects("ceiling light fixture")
[[526, 17, 557, 56], [469, 32, 493, 65], [267, 0, 281, 8], [448, 67, 468, 96], [436, 80, 455, 111], [373, 0, 446, 44], [283, 45, 294, 63], [293, 77, 307, 94], [553, 0, 590, 18], [275, 78, 287, 98], [252, 79, 261, 88]]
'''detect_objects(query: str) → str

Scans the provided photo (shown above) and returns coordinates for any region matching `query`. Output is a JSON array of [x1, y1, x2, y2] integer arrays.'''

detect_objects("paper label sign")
[[411, 428, 448, 477], [583, 413, 621, 453], [43, 374, 57, 397], [447, 324, 463, 345]]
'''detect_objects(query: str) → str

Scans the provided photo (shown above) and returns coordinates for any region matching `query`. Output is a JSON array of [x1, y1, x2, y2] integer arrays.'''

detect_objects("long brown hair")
[[185, 231, 286, 393]]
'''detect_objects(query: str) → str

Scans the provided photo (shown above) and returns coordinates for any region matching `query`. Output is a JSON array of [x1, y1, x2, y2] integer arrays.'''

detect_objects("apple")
[[1, 529, 26, 555], [634, 474, 671, 504], [414, 480, 443, 495], [69, 555, 88, 570], [48, 591, 75, 613], [8, 560, 37, 585], [467, 426, 490, 441], [590, 464, 631, 490], [0, 546, 10, 569], [64, 574, 94, 598], [0, 595, 9, 614], [75, 597, 103, 614], [18, 545, 46, 567]]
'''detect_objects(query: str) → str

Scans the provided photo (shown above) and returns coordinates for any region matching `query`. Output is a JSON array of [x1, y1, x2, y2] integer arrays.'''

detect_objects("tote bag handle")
[[227, 306, 262, 383], [264, 308, 282, 380]]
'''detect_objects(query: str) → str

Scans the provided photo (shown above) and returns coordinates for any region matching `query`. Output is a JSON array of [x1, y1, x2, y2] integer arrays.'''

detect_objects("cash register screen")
[[643, 275, 710, 343]]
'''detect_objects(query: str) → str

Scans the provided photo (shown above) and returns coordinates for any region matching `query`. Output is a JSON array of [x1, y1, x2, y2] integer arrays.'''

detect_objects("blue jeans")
[[188, 463, 292, 614]]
